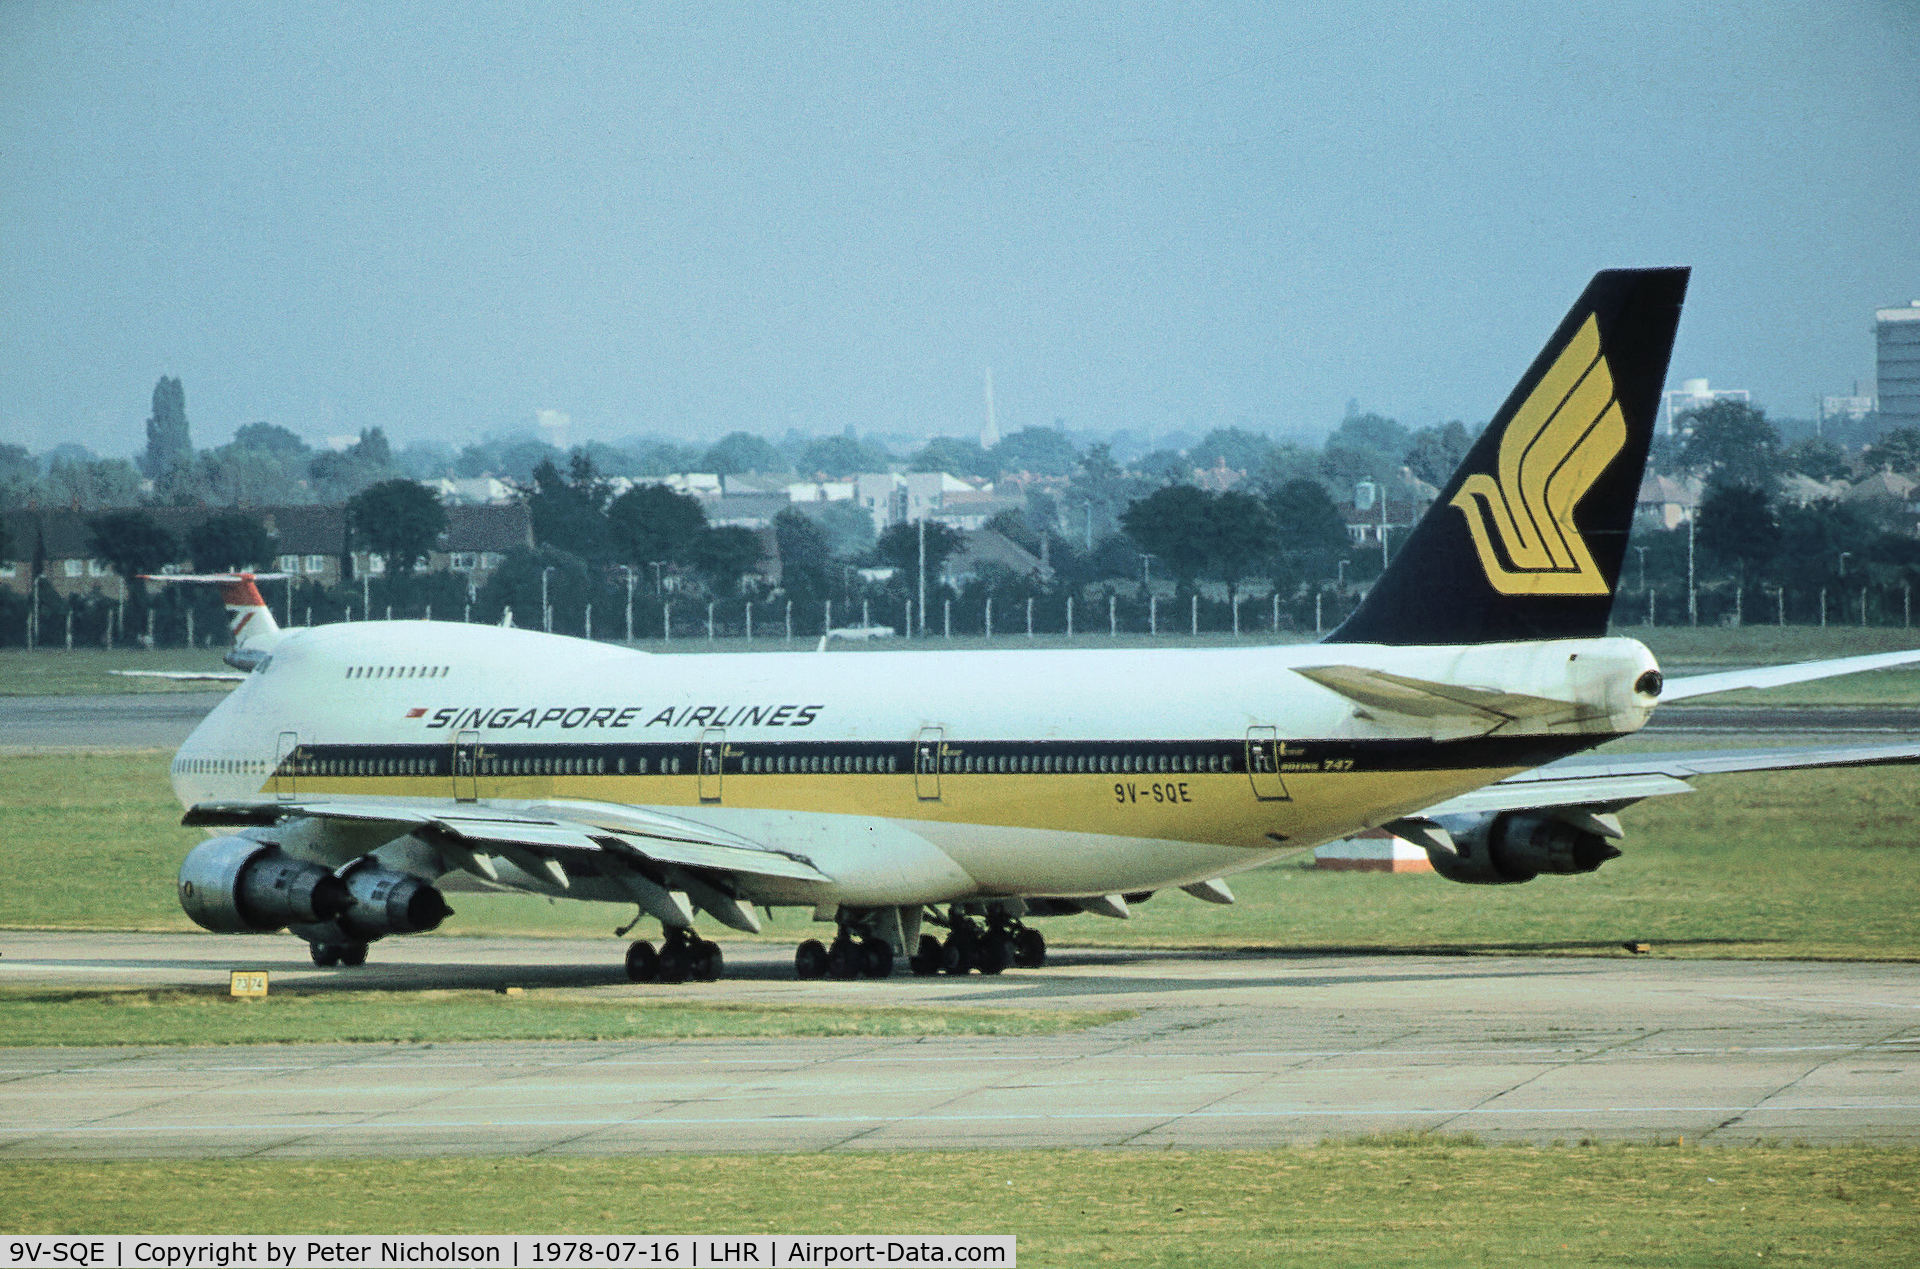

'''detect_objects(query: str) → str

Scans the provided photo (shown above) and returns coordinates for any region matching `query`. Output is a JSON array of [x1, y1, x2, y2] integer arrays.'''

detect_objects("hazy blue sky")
[[4, 1, 1917, 457]]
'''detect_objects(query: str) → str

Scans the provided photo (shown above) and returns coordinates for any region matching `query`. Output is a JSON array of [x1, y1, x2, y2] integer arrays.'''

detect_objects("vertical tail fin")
[[138, 572, 287, 657], [1329, 267, 1688, 645]]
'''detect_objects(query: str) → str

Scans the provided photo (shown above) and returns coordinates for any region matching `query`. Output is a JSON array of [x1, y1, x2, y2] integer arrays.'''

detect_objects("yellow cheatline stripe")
[[258, 765, 1523, 853]]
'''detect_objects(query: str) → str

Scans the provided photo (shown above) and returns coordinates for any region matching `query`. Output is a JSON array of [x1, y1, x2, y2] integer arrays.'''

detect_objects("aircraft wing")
[[109, 670, 248, 683], [183, 795, 833, 924], [1413, 740, 1920, 819], [1661, 649, 1920, 701]]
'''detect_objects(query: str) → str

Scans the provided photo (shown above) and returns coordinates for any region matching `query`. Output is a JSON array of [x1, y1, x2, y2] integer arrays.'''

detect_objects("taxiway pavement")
[[1, 931, 1916, 1159], [0, 692, 230, 750]]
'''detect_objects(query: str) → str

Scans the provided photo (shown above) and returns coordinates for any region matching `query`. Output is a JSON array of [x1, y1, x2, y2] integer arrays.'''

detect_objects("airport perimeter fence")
[[7, 573, 1920, 651]]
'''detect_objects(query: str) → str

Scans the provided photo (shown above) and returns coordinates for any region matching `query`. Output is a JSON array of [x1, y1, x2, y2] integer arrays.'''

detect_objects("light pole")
[[1686, 515, 1697, 626], [1635, 546, 1648, 592], [541, 566, 554, 633], [1839, 550, 1853, 578], [618, 566, 635, 642], [1336, 559, 1348, 589]]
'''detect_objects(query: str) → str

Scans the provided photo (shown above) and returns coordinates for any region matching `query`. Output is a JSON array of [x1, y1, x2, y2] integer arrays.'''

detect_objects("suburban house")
[[0, 503, 533, 598]]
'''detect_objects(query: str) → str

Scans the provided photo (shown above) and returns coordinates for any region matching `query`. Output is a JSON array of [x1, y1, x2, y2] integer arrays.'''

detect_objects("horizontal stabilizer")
[[1295, 664, 1596, 724], [1418, 740, 1920, 819], [1662, 649, 1920, 701]]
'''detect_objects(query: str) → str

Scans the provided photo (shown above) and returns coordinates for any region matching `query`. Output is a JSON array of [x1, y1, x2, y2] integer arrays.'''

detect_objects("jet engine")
[[290, 858, 452, 945], [1424, 811, 1622, 885], [178, 836, 353, 933]]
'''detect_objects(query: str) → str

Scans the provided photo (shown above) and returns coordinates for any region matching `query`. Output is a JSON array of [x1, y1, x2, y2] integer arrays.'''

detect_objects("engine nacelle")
[[1428, 812, 1622, 885], [178, 836, 353, 933], [299, 860, 452, 943]]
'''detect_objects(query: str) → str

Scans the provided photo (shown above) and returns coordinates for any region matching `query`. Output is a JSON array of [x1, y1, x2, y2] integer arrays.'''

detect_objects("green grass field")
[[0, 986, 1122, 1046], [10, 623, 1920, 700], [2, 751, 1915, 961], [0, 647, 236, 694], [3, 1143, 1917, 1264]]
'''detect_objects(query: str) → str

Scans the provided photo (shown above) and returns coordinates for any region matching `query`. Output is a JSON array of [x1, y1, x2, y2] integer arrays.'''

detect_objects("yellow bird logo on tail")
[[1449, 315, 1625, 596]]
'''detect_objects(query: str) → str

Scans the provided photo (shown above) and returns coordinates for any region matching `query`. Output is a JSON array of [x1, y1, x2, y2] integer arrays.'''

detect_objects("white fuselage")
[[170, 622, 1659, 907]]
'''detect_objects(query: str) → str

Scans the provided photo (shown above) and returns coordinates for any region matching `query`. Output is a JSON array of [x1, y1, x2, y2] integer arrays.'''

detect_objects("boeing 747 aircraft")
[[162, 268, 1920, 982]]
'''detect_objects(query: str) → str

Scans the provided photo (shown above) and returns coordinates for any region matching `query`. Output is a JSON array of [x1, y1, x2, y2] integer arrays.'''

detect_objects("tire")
[[656, 945, 690, 984], [827, 939, 862, 980], [625, 940, 659, 983], [309, 942, 340, 968], [695, 941, 723, 982], [338, 942, 368, 968], [909, 934, 943, 976], [795, 939, 829, 980], [1014, 927, 1047, 969], [941, 934, 970, 975], [976, 932, 1014, 976], [861, 937, 894, 979]]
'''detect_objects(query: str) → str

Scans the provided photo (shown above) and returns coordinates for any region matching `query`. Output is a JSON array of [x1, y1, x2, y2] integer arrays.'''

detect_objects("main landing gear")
[[625, 928, 723, 983], [794, 931, 895, 980], [907, 909, 1046, 977], [308, 939, 368, 968], [784, 904, 1047, 980]]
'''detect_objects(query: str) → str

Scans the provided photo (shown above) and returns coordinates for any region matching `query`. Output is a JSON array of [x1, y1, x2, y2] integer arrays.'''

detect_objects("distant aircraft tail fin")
[[1328, 267, 1689, 646], [139, 572, 287, 663]]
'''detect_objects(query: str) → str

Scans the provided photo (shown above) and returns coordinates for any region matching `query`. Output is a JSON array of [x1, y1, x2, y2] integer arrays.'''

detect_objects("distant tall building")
[[1662, 377, 1749, 433], [980, 368, 1000, 450], [1877, 303, 1920, 430]]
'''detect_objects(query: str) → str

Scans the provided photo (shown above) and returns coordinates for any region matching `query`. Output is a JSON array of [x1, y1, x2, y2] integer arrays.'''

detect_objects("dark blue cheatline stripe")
[[272, 734, 1604, 782]]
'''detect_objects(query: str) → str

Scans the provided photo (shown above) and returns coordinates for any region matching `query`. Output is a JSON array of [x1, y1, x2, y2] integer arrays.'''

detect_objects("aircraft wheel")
[[309, 942, 340, 968], [908, 934, 943, 976], [694, 939, 724, 982], [940, 934, 971, 975], [976, 931, 1014, 976], [1014, 927, 1046, 969], [827, 938, 862, 980], [656, 942, 690, 984], [795, 939, 829, 980], [861, 937, 894, 979], [337, 941, 368, 968], [625, 940, 659, 983]]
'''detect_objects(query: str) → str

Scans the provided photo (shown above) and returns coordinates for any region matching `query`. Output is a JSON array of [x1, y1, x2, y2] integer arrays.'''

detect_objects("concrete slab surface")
[[0, 931, 1916, 1158]]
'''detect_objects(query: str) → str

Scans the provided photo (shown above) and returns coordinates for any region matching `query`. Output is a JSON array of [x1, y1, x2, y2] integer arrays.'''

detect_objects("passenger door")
[[453, 729, 480, 803], [273, 731, 300, 801], [914, 726, 944, 802], [1245, 726, 1291, 802], [699, 728, 726, 803]]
